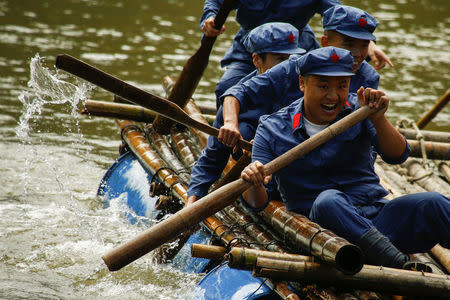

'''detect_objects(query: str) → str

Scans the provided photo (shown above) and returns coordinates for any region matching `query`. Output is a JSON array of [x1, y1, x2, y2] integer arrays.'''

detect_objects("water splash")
[[17, 53, 93, 140]]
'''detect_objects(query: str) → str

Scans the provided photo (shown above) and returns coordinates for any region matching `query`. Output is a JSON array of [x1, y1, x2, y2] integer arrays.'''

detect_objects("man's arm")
[[357, 87, 406, 158], [219, 96, 242, 148]]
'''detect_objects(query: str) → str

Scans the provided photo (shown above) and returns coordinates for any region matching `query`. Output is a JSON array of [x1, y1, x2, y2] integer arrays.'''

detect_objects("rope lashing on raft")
[[396, 118, 435, 182]]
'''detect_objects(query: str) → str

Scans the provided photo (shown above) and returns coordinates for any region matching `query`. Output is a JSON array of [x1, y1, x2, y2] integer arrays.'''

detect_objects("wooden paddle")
[[55, 54, 252, 152], [416, 89, 450, 129], [102, 104, 382, 271], [152, 0, 238, 134]]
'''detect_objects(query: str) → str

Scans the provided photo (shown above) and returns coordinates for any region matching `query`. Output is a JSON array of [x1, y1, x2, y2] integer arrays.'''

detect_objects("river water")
[[0, 1, 448, 299]]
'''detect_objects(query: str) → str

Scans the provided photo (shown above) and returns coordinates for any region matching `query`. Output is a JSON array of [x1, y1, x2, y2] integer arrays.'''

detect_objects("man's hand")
[[241, 161, 272, 186], [368, 41, 394, 70], [357, 87, 389, 122], [218, 121, 242, 152], [201, 17, 226, 37]]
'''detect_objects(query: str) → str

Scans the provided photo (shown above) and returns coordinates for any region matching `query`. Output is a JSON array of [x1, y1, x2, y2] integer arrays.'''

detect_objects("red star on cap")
[[288, 33, 295, 44], [330, 52, 340, 63], [358, 17, 367, 27]]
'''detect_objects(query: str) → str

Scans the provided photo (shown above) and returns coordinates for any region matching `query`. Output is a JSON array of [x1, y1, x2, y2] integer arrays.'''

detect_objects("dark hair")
[[258, 52, 267, 62]]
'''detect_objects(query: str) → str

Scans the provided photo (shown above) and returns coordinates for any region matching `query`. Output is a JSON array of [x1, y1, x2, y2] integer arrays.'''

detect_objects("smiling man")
[[240, 46, 450, 270]]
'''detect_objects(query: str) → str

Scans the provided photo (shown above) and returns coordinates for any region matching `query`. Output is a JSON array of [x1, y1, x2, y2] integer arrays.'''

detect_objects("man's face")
[[322, 32, 370, 72], [258, 53, 290, 73], [300, 75, 351, 125]]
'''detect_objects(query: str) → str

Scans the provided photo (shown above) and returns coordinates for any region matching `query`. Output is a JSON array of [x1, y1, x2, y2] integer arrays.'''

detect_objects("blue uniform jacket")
[[251, 94, 410, 212], [201, 0, 340, 67], [221, 56, 379, 130]]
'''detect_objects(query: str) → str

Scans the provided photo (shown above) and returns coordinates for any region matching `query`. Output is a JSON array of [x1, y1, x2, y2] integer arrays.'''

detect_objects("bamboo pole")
[[439, 162, 450, 183], [403, 159, 450, 195], [259, 201, 363, 275], [431, 244, 450, 274], [254, 258, 450, 298], [408, 139, 450, 161], [398, 128, 450, 143], [417, 89, 450, 129], [169, 129, 200, 170], [146, 124, 190, 184], [82, 100, 157, 123]]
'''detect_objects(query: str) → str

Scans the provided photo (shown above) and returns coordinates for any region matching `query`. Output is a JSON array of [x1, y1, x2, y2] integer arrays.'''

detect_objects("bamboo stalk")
[[169, 128, 200, 170], [431, 244, 450, 274], [409, 252, 446, 275], [82, 100, 156, 123], [259, 201, 363, 275], [403, 159, 450, 195], [146, 124, 190, 183], [417, 89, 450, 129], [439, 162, 450, 183], [398, 128, 450, 143], [254, 258, 450, 298], [408, 139, 450, 161]]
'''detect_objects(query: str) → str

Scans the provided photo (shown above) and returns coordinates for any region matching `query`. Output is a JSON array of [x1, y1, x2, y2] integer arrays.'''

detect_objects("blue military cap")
[[322, 5, 378, 41], [296, 46, 355, 76], [243, 22, 306, 55]]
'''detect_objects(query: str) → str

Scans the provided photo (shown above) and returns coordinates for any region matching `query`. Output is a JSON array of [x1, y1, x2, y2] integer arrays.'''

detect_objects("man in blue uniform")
[[240, 47, 450, 269], [201, 0, 393, 108], [187, 22, 307, 204], [218, 5, 381, 148]]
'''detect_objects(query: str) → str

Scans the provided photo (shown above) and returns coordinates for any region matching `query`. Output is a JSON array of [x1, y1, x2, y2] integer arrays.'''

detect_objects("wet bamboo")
[[169, 128, 200, 170], [431, 244, 450, 274], [398, 128, 450, 143], [104, 120, 238, 268], [222, 204, 285, 252], [117, 120, 187, 202], [54, 54, 253, 151], [439, 162, 450, 183], [254, 258, 450, 298], [417, 89, 450, 129], [81, 100, 157, 123], [152, 0, 238, 133], [407, 139, 450, 161], [259, 201, 363, 275], [403, 159, 450, 195], [146, 124, 190, 183], [191, 244, 313, 269], [102, 105, 380, 272]]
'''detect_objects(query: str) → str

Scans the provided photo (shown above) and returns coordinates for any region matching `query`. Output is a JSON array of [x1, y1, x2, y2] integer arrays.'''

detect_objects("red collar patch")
[[345, 101, 350, 107], [293, 113, 301, 130], [358, 17, 367, 27], [330, 52, 340, 63], [288, 33, 295, 44]]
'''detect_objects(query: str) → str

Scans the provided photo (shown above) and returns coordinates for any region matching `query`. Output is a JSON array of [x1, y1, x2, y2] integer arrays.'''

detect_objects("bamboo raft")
[[89, 76, 450, 300]]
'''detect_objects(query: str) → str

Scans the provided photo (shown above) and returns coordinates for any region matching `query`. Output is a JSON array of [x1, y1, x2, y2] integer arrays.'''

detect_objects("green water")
[[0, 0, 448, 299]]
